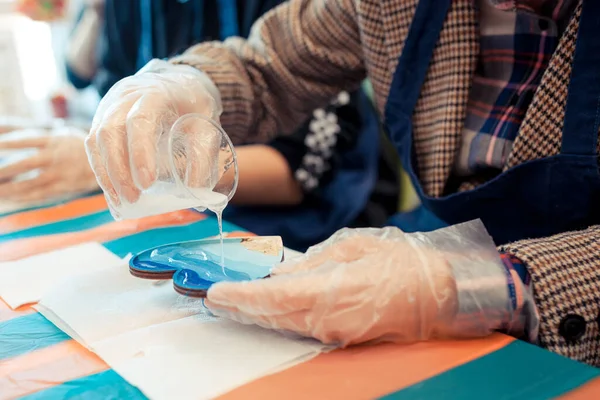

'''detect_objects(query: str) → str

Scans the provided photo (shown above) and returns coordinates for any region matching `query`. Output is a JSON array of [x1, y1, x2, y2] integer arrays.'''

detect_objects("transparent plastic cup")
[[110, 114, 238, 220]]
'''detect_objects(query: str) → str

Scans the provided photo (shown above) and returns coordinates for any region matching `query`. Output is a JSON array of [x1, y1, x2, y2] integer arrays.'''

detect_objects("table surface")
[[1, 194, 599, 400]]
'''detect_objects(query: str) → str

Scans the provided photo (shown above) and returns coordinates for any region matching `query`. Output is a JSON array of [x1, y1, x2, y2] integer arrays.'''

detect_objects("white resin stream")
[[117, 183, 230, 271]]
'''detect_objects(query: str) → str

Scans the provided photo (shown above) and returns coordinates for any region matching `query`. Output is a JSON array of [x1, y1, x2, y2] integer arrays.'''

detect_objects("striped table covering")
[[1, 195, 599, 399]]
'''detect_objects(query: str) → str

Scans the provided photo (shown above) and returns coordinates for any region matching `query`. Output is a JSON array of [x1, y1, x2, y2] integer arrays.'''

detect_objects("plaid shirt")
[[461, 0, 577, 341], [455, 0, 578, 176]]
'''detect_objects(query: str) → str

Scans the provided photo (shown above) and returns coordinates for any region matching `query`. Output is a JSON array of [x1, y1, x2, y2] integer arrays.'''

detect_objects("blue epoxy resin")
[[129, 236, 284, 297]]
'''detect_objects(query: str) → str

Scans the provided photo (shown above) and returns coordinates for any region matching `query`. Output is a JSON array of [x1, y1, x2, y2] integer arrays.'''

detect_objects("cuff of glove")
[[446, 252, 537, 341], [138, 59, 223, 118], [446, 254, 513, 338]]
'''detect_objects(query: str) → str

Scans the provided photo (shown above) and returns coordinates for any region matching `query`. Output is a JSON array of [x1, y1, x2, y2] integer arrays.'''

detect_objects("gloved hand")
[[0, 127, 99, 202], [85, 59, 223, 208], [205, 222, 514, 346]]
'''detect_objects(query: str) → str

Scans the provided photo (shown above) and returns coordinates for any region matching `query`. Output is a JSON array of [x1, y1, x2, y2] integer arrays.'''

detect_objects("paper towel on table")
[[34, 303, 87, 345], [39, 263, 205, 343], [38, 257, 328, 400], [92, 316, 324, 400], [0, 242, 121, 308]]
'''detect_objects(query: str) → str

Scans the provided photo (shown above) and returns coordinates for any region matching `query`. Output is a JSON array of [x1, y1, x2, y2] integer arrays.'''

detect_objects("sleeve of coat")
[[501, 225, 600, 367], [169, 0, 366, 144]]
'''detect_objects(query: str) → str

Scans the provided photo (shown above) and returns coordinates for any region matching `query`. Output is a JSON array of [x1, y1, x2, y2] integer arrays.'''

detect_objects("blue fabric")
[[191, 0, 204, 43], [98, 0, 196, 95], [136, 0, 238, 69], [137, 0, 155, 70], [20, 370, 147, 400], [0, 313, 70, 360], [103, 216, 242, 258], [379, 340, 600, 400], [96, 0, 281, 95], [0, 211, 113, 244], [384, 0, 600, 245], [217, 0, 239, 39]]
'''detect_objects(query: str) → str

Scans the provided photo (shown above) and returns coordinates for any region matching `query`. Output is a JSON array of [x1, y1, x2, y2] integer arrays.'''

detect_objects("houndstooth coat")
[[173, 0, 600, 366]]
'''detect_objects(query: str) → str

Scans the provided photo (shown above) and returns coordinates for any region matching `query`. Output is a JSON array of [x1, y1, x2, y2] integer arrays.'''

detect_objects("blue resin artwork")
[[129, 236, 284, 297]]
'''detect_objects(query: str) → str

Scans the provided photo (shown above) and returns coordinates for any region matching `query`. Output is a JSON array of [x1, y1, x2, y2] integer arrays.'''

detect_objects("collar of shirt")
[[489, 0, 577, 21], [453, 0, 578, 177]]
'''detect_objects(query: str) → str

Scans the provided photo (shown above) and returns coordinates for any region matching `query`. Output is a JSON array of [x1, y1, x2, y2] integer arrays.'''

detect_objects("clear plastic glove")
[[205, 221, 515, 346], [0, 127, 98, 202], [85, 59, 222, 208]]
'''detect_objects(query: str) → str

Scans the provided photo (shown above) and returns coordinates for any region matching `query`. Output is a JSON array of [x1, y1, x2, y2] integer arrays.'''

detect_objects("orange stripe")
[[225, 231, 256, 238], [0, 210, 205, 262], [219, 334, 514, 400], [0, 340, 108, 399], [560, 377, 600, 399], [0, 195, 107, 234], [0, 299, 35, 323]]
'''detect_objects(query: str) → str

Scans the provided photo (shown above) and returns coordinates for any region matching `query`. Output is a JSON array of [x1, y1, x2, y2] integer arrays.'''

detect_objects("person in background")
[[0, 0, 384, 250], [86, 0, 600, 368], [0, 122, 98, 205], [0, 0, 106, 206]]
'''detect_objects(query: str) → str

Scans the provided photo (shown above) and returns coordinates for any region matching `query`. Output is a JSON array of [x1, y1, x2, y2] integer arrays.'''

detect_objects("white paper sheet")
[[34, 303, 87, 345], [0, 242, 121, 308], [39, 264, 205, 343], [92, 316, 322, 400], [38, 259, 327, 400]]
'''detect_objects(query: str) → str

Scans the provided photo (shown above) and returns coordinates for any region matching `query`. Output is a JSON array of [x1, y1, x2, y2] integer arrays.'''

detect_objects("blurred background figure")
[[0, 0, 397, 250], [0, 0, 99, 213]]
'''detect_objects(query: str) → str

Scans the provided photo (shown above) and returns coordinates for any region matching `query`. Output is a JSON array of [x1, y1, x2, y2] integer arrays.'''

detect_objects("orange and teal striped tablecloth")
[[1, 195, 599, 399]]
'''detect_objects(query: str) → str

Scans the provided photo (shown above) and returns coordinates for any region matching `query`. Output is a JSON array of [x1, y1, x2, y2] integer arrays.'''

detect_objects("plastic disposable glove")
[[0, 127, 98, 202], [206, 221, 516, 346], [85, 59, 223, 208]]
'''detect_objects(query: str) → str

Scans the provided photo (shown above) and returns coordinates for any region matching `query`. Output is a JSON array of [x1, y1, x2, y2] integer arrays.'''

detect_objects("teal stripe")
[[18, 369, 147, 400], [103, 216, 243, 258], [0, 313, 70, 360], [0, 211, 113, 244], [380, 340, 600, 400]]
